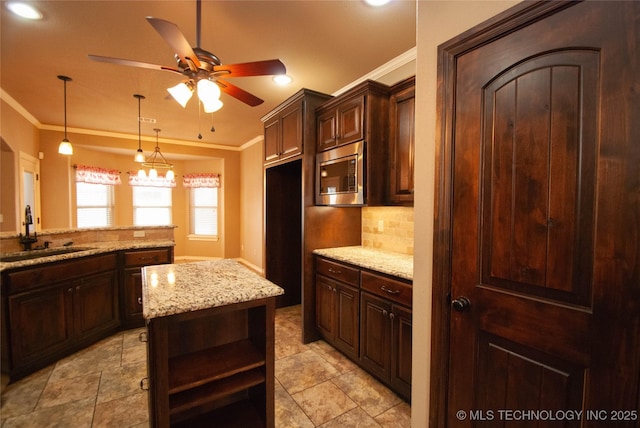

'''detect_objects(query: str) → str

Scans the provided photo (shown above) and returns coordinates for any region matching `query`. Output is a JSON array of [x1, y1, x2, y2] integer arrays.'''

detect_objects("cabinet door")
[[280, 101, 303, 159], [389, 82, 415, 204], [74, 270, 119, 339], [390, 304, 412, 400], [8, 284, 74, 367], [315, 275, 335, 339], [334, 283, 359, 360], [123, 267, 144, 327], [359, 291, 391, 381], [264, 116, 280, 163], [317, 109, 337, 151], [336, 95, 364, 146]]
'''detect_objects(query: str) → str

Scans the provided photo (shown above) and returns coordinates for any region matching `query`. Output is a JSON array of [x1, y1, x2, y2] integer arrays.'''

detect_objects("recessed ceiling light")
[[364, 0, 391, 6], [6, 2, 43, 20], [273, 75, 292, 86]]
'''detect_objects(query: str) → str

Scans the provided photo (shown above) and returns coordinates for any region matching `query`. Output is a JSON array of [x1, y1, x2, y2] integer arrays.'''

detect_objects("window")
[[190, 187, 218, 236], [76, 182, 115, 228], [133, 186, 172, 226]]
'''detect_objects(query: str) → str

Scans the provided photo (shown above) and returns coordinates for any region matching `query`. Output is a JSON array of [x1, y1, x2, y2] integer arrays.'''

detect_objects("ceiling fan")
[[88, 0, 286, 111]]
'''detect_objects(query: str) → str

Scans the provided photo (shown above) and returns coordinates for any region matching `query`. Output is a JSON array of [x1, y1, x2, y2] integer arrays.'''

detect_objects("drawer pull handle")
[[140, 378, 149, 391], [139, 332, 148, 342], [381, 286, 401, 295], [328, 268, 342, 274]]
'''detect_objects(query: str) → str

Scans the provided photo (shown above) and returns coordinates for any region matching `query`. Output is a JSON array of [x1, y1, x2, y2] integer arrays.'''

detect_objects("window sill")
[[187, 234, 219, 242]]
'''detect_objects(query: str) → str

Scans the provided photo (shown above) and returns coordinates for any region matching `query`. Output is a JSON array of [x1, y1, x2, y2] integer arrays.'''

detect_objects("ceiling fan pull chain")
[[197, 101, 203, 139]]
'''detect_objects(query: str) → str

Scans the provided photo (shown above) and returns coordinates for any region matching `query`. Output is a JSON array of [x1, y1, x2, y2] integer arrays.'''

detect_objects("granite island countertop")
[[142, 259, 285, 320], [313, 246, 413, 281], [0, 239, 175, 272]]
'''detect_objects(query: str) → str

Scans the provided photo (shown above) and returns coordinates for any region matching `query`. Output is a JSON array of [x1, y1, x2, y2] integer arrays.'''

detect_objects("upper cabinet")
[[317, 94, 365, 151], [388, 76, 415, 205], [262, 89, 332, 166], [316, 81, 390, 206]]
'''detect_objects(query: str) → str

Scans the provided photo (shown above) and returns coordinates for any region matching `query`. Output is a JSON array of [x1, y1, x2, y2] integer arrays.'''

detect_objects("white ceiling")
[[1, 0, 416, 153]]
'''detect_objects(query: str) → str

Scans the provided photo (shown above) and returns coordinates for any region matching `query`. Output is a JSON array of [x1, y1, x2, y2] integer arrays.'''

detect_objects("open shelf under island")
[[141, 259, 284, 428]]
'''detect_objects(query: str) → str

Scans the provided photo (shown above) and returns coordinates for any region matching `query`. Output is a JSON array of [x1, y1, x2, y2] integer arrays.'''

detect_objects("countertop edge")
[[313, 246, 413, 281], [0, 240, 175, 272]]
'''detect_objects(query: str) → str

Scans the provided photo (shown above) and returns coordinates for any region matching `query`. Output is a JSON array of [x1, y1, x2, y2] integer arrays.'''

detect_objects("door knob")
[[452, 296, 471, 312]]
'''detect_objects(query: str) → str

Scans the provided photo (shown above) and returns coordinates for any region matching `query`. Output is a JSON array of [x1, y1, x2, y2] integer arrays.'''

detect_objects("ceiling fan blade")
[[145, 17, 201, 71], [88, 54, 182, 74], [216, 79, 264, 107], [213, 59, 286, 77]]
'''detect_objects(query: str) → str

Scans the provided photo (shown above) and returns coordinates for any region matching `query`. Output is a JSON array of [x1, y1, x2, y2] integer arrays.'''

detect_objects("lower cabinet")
[[121, 248, 173, 328], [316, 275, 359, 360], [360, 291, 412, 400], [315, 256, 412, 400], [2, 253, 119, 379]]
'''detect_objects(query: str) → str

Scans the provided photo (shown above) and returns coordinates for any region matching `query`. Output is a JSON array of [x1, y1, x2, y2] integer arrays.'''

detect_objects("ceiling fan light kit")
[[88, 0, 287, 125], [57, 75, 73, 156]]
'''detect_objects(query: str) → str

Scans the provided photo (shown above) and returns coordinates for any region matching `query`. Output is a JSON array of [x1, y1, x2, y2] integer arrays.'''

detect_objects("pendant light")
[[133, 94, 146, 163], [57, 75, 73, 155], [142, 128, 174, 180]]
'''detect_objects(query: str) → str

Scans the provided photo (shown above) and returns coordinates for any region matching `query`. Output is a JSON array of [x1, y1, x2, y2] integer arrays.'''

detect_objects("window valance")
[[74, 164, 121, 185], [128, 172, 176, 188], [183, 173, 220, 188]]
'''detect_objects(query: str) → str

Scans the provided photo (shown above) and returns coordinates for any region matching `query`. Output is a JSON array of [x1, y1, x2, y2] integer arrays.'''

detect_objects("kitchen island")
[[142, 259, 284, 428]]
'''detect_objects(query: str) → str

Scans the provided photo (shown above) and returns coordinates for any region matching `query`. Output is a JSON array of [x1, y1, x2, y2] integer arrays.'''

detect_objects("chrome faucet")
[[19, 205, 38, 250]]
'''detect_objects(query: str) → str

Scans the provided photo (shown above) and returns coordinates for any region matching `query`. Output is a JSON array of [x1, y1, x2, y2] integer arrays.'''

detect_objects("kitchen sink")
[[0, 247, 93, 263]]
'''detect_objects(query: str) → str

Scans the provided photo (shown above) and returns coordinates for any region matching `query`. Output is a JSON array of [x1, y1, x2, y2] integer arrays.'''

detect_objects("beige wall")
[[1, 99, 244, 260], [240, 140, 265, 271], [412, 1, 518, 426]]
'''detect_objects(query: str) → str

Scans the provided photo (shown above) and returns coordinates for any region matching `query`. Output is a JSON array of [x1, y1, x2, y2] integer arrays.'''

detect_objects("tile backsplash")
[[362, 206, 414, 255]]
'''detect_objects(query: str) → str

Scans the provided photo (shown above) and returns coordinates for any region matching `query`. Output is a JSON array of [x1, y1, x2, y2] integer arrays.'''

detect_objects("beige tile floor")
[[1, 305, 410, 427]]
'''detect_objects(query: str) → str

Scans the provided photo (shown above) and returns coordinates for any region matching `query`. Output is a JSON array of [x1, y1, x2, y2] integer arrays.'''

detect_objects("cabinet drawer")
[[124, 249, 171, 267], [316, 257, 359, 287], [361, 271, 412, 307], [6, 253, 117, 294]]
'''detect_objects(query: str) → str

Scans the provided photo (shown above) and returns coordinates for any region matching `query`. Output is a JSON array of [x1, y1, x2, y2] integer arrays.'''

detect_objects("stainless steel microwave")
[[316, 141, 364, 206]]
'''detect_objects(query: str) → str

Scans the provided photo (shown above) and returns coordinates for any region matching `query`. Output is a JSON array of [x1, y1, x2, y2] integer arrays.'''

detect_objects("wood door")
[[263, 116, 280, 163], [74, 270, 119, 339], [390, 303, 411, 401], [336, 95, 364, 147], [432, 2, 640, 426], [317, 109, 337, 151], [280, 100, 303, 159], [360, 291, 391, 382], [334, 282, 359, 360], [389, 77, 415, 205]]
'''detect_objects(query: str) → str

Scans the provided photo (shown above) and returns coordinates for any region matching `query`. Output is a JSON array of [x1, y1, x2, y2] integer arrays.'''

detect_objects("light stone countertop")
[[142, 259, 284, 320], [0, 240, 175, 272], [313, 246, 413, 281]]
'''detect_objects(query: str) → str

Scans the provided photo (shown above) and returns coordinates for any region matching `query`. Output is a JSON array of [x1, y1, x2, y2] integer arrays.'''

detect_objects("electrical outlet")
[[133, 230, 145, 238], [378, 220, 384, 232]]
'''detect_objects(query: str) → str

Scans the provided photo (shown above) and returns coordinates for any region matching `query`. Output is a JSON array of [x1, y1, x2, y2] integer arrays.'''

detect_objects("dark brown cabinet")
[[360, 271, 412, 401], [388, 76, 415, 205], [314, 255, 412, 400], [2, 253, 119, 380], [263, 89, 331, 165], [315, 273, 359, 360], [315, 80, 390, 205], [121, 247, 173, 329], [146, 297, 276, 428], [317, 94, 365, 151]]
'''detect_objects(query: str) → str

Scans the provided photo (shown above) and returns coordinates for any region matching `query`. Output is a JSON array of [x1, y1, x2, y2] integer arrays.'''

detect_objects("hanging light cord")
[[63, 78, 68, 140]]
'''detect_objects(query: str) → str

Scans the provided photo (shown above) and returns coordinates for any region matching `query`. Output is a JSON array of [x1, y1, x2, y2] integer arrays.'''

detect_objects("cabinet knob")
[[137, 297, 143, 305], [139, 332, 148, 343], [140, 378, 149, 391], [390, 312, 395, 321], [382, 309, 388, 317]]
